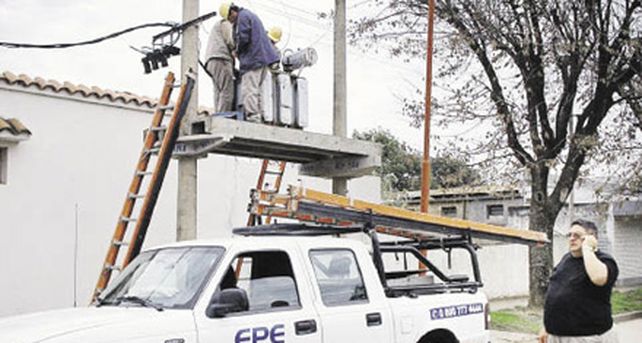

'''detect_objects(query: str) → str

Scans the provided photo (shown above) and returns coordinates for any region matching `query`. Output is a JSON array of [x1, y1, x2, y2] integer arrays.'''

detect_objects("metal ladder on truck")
[[246, 160, 287, 226], [92, 72, 196, 301], [248, 185, 549, 246]]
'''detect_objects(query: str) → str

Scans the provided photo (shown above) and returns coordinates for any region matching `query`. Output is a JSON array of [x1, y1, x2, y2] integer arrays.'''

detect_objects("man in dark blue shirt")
[[225, 3, 279, 123], [539, 219, 619, 343]]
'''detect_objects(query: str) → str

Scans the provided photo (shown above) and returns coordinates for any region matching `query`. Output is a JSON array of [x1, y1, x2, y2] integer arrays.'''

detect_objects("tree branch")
[[438, 0, 534, 165]]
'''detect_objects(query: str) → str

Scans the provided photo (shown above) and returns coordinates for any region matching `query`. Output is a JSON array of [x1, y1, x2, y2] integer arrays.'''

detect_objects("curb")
[[614, 311, 642, 323]]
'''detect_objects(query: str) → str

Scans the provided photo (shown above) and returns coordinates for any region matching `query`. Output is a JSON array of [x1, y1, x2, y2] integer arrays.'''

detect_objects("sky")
[[0, 0, 432, 151]]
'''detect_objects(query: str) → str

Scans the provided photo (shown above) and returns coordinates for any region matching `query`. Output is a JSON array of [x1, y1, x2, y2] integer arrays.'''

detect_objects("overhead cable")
[[0, 22, 176, 49]]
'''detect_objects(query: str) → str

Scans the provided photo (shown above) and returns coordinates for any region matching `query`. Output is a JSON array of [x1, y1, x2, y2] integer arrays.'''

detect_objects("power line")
[[0, 22, 175, 49]]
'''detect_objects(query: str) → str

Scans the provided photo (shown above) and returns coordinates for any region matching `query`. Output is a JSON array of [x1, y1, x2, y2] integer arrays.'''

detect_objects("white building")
[[0, 71, 381, 317]]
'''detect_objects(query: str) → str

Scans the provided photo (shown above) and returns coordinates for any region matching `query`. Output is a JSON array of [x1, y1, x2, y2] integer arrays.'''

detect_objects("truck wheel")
[[417, 329, 458, 343]]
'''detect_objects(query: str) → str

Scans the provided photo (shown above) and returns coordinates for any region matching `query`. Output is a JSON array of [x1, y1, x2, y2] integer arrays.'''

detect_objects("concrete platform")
[[173, 116, 381, 178]]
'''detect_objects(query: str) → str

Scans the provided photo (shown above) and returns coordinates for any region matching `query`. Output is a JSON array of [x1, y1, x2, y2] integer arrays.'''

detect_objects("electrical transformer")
[[293, 77, 308, 128], [261, 71, 276, 123], [276, 73, 294, 126], [228, 47, 315, 128]]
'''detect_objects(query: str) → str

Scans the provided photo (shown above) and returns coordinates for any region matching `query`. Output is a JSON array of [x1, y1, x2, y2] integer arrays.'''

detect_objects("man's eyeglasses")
[[565, 232, 584, 240]]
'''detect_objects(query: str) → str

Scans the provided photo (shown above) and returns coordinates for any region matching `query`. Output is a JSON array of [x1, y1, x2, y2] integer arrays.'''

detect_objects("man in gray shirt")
[[204, 4, 236, 113]]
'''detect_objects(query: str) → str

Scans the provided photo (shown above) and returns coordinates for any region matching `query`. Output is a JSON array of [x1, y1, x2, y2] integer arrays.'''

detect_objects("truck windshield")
[[98, 246, 224, 310]]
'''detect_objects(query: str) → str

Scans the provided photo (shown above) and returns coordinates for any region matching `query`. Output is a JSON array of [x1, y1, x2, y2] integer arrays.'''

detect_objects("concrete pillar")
[[177, 0, 199, 241], [333, 0, 348, 196]]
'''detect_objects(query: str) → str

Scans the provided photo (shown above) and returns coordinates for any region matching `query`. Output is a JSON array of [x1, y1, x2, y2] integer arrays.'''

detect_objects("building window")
[[441, 206, 457, 217], [487, 204, 504, 218], [0, 147, 7, 184]]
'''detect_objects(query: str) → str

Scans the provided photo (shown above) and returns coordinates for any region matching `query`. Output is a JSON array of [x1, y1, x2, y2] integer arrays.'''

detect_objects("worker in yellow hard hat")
[[219, 2, 232, 20], [267, 26, 282, 44], [267, 26, 283, 63], [203, 1, 236, 113]]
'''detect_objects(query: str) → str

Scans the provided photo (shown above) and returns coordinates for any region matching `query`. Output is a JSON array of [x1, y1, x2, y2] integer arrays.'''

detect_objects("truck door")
[[308, 249, 393, 343], [195, 250, 322, 343]]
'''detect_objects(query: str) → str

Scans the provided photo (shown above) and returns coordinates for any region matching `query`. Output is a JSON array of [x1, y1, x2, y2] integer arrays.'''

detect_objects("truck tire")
[[417, 329, 459, 343]]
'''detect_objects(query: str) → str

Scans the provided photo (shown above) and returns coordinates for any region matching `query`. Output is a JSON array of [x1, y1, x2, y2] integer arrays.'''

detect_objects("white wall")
[[613, 218, 642, 285], [0, 85, 380, 317]]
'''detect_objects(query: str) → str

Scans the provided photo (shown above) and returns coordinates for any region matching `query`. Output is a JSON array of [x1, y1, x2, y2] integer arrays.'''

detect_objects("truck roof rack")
[[248, 185, 549, 246], [233, 223, 366, 236]]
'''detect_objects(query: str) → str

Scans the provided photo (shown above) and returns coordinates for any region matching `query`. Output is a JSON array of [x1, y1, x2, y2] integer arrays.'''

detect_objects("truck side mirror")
[[206, 288, 249, 318]]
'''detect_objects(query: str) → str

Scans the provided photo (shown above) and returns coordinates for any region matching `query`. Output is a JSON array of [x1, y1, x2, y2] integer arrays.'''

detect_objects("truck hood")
[[0, 306, 196, 343]]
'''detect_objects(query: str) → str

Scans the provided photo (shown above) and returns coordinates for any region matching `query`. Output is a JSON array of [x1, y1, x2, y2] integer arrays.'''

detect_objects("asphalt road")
[[615, 318, 642, 343]]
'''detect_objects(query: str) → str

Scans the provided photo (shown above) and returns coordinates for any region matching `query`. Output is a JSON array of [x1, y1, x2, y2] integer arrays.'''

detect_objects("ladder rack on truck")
[[233, 223, 489, 297], [248, 185, 549, 246]]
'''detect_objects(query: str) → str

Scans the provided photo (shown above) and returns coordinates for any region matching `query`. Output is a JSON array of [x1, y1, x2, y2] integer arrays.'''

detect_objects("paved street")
[[616, 318, 642, 343], [491, 318, 642, 343]]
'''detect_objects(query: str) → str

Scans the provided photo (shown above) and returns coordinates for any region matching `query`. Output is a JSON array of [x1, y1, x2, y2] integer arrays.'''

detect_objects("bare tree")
[[350, 0, 642, 306]]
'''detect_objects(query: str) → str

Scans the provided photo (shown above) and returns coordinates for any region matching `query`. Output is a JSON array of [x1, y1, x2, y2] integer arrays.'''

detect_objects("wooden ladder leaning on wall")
[[91, 71, 195, 302]]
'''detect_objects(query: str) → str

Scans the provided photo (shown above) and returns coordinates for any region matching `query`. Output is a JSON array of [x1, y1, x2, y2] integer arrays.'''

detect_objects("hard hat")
[[219, 2, 232, 19], [268, 26, 282, 43]]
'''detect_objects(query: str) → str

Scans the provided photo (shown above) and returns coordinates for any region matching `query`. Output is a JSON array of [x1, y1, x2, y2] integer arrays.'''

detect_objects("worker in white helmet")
[[204, 2, 236, 113]]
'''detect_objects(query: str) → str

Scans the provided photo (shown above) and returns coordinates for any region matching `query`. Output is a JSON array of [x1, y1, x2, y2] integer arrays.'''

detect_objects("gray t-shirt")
[[205, 19, 235, 61]]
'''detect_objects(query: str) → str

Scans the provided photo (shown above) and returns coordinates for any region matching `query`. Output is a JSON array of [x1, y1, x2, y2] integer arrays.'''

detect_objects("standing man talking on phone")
[[539, 219, 619, 343]]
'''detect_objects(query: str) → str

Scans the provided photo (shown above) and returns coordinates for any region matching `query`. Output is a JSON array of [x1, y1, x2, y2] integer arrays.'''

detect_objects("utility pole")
[[177, 0, 199, 241], [419, 0, 436, 273], [420, 0, 436, 213], [333, 0, 348, 196]]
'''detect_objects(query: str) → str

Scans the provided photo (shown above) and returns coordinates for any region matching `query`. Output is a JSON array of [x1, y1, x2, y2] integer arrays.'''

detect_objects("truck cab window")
[[309, 249, 368, 306], [99, 246, 224, 310], [220, 250, 300, 313]]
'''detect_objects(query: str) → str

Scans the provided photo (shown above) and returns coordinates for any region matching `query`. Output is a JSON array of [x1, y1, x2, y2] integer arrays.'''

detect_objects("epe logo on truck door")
[[430, 303, 483, 320], [235, 324, 285, 343]]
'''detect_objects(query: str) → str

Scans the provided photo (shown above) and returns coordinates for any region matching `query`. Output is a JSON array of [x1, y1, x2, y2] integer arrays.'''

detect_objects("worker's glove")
[[582, 235, 598, 253], [269, 62, 280, 71]]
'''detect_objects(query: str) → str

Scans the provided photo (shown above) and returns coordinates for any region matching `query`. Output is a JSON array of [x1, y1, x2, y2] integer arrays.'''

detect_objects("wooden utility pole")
[[177, 0, 199, 241], [420, 0, 436, 213], [418, 0, 436, 273], [333, 0, 348, 196]]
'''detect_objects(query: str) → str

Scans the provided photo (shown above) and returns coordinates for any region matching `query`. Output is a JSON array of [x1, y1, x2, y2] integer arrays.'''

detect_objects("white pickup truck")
[[0, 224, 490, 343]]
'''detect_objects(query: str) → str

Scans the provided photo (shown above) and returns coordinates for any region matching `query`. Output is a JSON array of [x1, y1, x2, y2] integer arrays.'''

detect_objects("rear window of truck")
[[309, 249, 368, 306]]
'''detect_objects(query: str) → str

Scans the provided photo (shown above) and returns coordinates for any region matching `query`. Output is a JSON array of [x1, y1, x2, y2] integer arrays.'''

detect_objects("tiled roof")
[[0, 71, 157, 108], [0, 71, 216, 117], [0, 117, 31, 141]]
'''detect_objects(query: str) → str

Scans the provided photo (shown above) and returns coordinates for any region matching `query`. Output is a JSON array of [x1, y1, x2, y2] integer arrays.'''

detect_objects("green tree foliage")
[[353, 128, 479, 192]]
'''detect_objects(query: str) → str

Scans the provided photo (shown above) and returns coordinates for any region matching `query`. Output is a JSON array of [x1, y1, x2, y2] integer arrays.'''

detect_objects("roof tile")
[[0, 117, 31, 136], [0, 71, 157, 108], [0, 71, 216, 115]]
